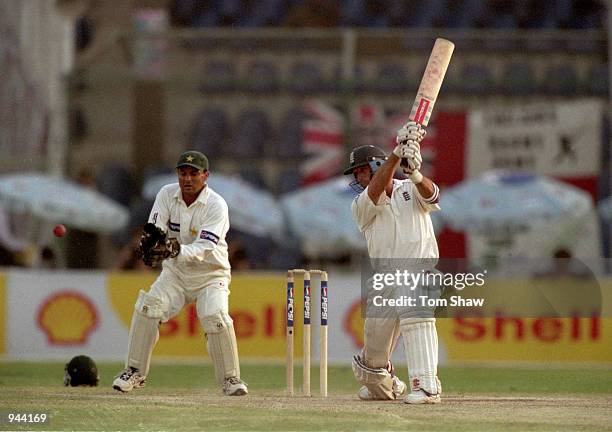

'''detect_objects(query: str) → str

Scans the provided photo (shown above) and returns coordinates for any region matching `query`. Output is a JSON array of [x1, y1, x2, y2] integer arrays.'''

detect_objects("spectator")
[[39, 246, 58, 269], [169, 0, 200, 27], [66, 171, 99, 269], [0, 243, 17, 267], [532, 248, 601, 318], [75, 15, 94, 52], [283, 0, 340, 27], [364, 0, 388, 26], [533, 248, 592, 279], [170, 0, 219, 27], [0, 207, 28, 266], [228, 238, 251, 271], [567, 0, 605, 29], [515, 0, 547, 28]]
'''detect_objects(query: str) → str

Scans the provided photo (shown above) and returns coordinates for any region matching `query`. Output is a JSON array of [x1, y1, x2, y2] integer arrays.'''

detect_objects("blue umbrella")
[[280, 176, 443, 257], [280, 177, 361, 256], [0, 173, 129, 234], [597, 196, 612, 220], [143, 173, 284, 239], [440, 171, 592, 233]]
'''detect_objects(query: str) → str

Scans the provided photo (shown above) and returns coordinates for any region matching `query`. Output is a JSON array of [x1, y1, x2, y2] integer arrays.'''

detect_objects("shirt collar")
[[173, 184, 210, 206], [392, 178, 404, 190]]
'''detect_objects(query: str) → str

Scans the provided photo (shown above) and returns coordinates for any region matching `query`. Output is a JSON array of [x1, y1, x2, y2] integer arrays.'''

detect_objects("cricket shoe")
[[404, 389, 441, 404], [222, 377, 248, 396], [357, 376, 407, 400], [113, 367, 146, 393]]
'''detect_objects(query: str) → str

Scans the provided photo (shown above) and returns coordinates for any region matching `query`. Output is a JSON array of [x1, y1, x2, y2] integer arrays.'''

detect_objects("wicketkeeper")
[[113, 150, 248, 396], [344, 122, 442, 404]]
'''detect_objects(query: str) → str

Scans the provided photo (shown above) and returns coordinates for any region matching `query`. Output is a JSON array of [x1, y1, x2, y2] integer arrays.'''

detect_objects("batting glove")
[[396, 121, 426, 145], [405, 142, 422, 169], [392, 142, 411, 159]]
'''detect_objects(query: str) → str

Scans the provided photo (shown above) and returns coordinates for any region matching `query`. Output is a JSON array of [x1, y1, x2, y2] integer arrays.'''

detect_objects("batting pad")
[[400, 318, 442, 395], [126, 290, 163, 376], [201, 311, 240, 385]]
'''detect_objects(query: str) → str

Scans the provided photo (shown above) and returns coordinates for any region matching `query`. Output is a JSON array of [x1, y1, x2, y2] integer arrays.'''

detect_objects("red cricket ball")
[[53, 224, 67, 237]]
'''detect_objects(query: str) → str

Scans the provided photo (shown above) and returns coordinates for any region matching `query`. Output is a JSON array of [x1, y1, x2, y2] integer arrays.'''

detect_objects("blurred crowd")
[[0, 169, 288, 271], [168, 0, 606, 30], [0, 0, 606, 272]]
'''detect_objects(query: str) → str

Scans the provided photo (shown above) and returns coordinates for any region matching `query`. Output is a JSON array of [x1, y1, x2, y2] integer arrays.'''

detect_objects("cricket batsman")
[[344, 122, 442, 404], [113, 150, 248, 396]]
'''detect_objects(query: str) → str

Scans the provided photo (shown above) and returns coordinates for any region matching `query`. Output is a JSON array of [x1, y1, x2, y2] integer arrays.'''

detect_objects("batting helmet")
[[343, 145, 388, 175], [64, 355, 99, 387]]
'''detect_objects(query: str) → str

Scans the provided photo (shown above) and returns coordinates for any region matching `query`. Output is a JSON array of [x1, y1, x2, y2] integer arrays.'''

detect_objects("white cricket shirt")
[[351, 178, 440, 260], [148, 183, 231, 284]]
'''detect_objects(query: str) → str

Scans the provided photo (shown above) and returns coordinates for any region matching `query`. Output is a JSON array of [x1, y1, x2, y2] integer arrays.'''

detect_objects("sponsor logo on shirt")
[[402, 191, 411, 201], [169, 221, 180, 232], [200, 230, 219, 244]]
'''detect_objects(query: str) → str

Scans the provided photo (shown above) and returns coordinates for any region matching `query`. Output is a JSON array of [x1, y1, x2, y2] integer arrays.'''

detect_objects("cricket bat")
[[401, 38, 454, 167]]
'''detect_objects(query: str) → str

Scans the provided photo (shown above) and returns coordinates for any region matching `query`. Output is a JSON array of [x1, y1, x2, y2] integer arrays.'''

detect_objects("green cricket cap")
[[176, 150, 209, 171]]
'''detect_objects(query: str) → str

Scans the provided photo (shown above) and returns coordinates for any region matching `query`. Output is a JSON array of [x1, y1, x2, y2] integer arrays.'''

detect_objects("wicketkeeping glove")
[[137, 223, 180, 267]]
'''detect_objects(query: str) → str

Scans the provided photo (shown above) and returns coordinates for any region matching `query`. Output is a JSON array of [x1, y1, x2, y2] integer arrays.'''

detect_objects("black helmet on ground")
[[64, 355, 99, 387]]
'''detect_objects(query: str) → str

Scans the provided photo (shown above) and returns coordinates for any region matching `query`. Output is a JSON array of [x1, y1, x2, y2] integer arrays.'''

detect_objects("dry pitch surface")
[[1, 363, 611, 431]]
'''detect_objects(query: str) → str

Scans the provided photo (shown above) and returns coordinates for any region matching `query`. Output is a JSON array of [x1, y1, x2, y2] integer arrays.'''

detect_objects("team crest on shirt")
[[402, 191, 411, 201]]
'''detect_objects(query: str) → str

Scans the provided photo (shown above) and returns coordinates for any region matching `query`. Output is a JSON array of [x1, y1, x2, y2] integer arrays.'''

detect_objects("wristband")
[[410, 170, 423, 184]]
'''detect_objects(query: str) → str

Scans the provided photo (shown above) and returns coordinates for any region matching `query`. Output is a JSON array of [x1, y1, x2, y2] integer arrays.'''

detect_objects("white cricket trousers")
[[148, 269, 230, 322]]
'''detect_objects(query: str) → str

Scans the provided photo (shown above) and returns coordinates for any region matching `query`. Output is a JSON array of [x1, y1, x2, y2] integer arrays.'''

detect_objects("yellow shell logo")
[[37, 291, 98, 345], [343, 299, 365, 349]]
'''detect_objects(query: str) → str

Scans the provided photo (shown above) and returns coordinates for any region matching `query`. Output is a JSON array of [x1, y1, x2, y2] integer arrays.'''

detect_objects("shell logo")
[[343, 299, 365, 348], [37, 291, 98, 345]]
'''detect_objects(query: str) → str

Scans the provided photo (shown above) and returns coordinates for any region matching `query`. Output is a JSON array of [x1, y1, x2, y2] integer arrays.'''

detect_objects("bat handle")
[[398, 116, 424, 169]]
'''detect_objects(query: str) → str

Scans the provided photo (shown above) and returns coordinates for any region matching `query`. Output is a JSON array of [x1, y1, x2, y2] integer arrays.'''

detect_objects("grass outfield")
[[0, 362, 611, 431]]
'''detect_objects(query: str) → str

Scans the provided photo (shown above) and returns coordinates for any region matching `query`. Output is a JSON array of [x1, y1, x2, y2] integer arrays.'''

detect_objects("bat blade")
[[400, 38, 454, 169], [409, 38, 455, 127]]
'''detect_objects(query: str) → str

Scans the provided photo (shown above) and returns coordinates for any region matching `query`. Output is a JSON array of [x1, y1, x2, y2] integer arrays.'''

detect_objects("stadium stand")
[[374, 62, 410, 94], [541, 62, 580, 95], [286, 61, 327, 94], [586, 62, 609, 96], [96, 164, 136, 207], [199, 59, 237, 93], [232, 107, 271, 158], [277, 107, 307, 158], [458, 62, 496, 95], [331, 63, 367, 93], [188, 107, 229, 158], [244, 60, 281, 93], [170, 0, 606, 31], [499, 61, 538, 96]]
